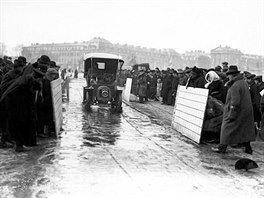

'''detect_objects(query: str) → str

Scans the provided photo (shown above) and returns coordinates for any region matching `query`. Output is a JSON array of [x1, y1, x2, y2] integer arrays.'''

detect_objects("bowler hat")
[[226, 65, 240, 75], [246, 73, 256, 79], [38, 55, 50, 65], [17, 56, 27, 64], [254, 75, 262, 81], [49, 61, 57, 68], [191, 66, 201, 75], [177, 69, 184, 74]]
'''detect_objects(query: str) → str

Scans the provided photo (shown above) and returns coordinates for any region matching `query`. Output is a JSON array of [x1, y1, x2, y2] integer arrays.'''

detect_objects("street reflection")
[[81, 108, 121, 147]]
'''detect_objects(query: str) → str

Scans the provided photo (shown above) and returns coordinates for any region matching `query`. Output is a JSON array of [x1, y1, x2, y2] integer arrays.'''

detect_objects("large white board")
[[172, 85, 209, 143], [123, 78, 132, 102], [51, 78, 63, 137]]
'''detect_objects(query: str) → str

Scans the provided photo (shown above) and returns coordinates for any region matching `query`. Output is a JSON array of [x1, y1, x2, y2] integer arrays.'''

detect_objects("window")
[[97, 62, 105, 70]]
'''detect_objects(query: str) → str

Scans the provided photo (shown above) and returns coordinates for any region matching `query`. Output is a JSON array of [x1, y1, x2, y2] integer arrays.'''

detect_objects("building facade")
[[22, 37, 183, 70], [182, 50, 211, 69], [210, 45, 243, 66], [22, 40, 264, 74], [210, 45, 264, 75]]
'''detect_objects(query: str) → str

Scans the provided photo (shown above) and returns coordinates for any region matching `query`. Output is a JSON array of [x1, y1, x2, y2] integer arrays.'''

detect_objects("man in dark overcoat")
[[137, 70, 148, 103], [254, 75, 264, 93], [161, 70, 173, 104], [167, 70, 179, 105], [186, 66, 206, 88], [0, 60, 24, 147], [37, 68, 58, 137], [148, 70, 157, 99], [245, 74, 261, 126], [1, 67, 45, 152], [212, 66, 255, 154]]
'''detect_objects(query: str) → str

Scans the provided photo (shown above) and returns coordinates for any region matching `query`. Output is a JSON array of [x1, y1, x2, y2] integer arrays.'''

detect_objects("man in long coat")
[[212, 66, 255, 154], [161, 70, 173, 104], [186, 66, 206, 88], [246, 73, 261, 127], [137, 70, 148, 103], [167, 70, 179, 105], [0, 60, 24, 147], [1, 67, 44, 152]]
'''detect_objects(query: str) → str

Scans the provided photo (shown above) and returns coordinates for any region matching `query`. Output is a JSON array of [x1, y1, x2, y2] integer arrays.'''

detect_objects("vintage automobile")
[[132, 63, 150, 71], [83, 53, 124, 112]]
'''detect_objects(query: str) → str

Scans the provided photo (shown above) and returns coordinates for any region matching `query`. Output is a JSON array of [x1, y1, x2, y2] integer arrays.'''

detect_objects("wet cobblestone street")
[[1, 77, 264, 198]]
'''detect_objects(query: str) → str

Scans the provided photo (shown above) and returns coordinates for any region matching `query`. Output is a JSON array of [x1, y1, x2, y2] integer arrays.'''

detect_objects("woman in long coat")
[[137, 71, 147, 103], [212, 66, 255, 154]]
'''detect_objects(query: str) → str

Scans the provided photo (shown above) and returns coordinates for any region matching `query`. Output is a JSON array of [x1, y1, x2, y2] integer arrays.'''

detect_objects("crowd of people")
[[1, 55, 264, 155], [128, 61, 264, 154], [0, 55, 60, 152]]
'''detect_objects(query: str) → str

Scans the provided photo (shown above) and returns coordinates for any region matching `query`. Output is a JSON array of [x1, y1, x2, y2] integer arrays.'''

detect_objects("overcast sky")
[[1, 0, 264, 55]]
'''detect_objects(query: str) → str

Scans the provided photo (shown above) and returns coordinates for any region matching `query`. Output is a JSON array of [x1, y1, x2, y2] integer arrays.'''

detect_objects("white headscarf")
[[204, 71, 220, 88]]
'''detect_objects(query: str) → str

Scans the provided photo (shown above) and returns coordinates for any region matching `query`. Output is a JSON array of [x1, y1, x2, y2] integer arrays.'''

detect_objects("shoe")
[[15, 145, 32, 152], [211, 145, 227, 153]]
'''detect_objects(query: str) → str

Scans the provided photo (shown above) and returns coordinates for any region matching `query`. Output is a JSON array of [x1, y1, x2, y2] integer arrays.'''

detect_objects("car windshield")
[[85, 58, 121, 85]]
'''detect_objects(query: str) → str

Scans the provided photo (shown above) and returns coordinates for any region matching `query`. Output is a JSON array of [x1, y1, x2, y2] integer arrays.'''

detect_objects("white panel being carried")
[[50, 78, 63, 137], [123, 78, 132, 102], [172, 85, 209, 143]]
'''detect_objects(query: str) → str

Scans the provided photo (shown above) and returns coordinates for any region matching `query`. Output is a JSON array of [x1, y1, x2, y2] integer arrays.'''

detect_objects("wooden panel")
[[178, 85, 209, 96], [177, 97, 207, 111], [172, 85, 208, 143], [123, 78, 132, 102], [176, 103, 204, 118], [174, 110, 203, 127], [179, 91, 208, 103], [172, 122, 200, 143], [51, 78, 63, 138]]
